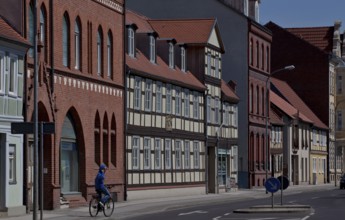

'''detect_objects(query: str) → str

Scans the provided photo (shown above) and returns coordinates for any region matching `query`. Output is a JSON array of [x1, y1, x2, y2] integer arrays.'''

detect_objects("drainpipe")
[[123, 2, 127, 201], [50, 0, 54, 93], [204, 89, 209, 194]]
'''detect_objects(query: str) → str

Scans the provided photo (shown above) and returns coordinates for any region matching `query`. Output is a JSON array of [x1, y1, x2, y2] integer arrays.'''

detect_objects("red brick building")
[[24, 0, 125, 209]]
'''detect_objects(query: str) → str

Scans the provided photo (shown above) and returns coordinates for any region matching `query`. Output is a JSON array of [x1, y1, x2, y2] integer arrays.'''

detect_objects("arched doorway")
[[60, 113, 79, 193]]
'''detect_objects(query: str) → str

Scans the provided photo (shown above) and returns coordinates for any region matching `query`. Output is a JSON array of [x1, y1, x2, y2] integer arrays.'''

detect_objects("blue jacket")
[[95, 164, 106, 190]]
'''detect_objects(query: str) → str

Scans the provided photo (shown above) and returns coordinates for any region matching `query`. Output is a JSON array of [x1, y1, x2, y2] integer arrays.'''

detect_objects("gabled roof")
[[148, 18, 225, 52], [125, 10, 206, 91], [221, 80, 239, 103], [271, 78, 328, 130], [286, 26, 334, 53], [270, 90, 313, 124], [0, 16, 30, 46], [270, 106, 285, 126]]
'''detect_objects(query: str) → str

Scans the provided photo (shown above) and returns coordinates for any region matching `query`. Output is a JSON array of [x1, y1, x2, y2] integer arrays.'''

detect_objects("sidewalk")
[[0, 183, 335, 220]]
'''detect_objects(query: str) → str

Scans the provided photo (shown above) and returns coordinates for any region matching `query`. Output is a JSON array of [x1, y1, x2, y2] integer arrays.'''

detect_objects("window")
[[184, 141, 190, 169], [134, 77, 141, 110], [0, 52, 4, 93], [132, 137, 140, 170], [165, 139, 171, 169], [249, 39, 253, 66], [107, 31, 113, 78], [9, 55, 18, 96], [337, 75, 342, 95], [28, 3, 34, 57], [175, 140, 182, 169], [214, 98, 220, 124], [74, 19, 81, 70], [40, 7, 46, 45], [207, 52, 211, 75], [144, 137, 151, 170], [169, 42, 174, 68], [156, 82, 162, 112], [175, 87, 181, 116], [97, 27, 103, 75], [266, 46, 269, 72], [249, 84, 253, 113], [261, 44, 264, 70], [215, 56, 220, 78], [256, 41, 259, 68], [128, 28, 135, 57], [184, 89, 189, 117], [144, 79, 152, 111], [337, 110, 342, 131], [244, 0, 249, 16], [62, 13, 70, 67], [193, 142, 200, 169], [181, 47, 186, 72], [166, 84, 172, 114], [154, 138, 161, 169], [256, 86, 259, 114], [150, 35, 156, 63], [207, 95, 212, 122], [193, 92, 199, 119], [9, 144, 16, 184]]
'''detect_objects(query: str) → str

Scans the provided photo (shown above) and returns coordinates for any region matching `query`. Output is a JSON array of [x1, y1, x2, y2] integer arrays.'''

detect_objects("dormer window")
[[244, 0, 249, 16], [128, 27, 135, 57], [169, 42, 174, 68], [181, 46, 186, 72], [149, 35, 156, 63]]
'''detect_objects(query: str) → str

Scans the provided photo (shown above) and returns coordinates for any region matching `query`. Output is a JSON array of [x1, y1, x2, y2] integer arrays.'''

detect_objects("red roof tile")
[[286, 26, 334, 53], [271, 78, 328, 129], [148, 19, 216, 44], [221, 80, 239, 103], [270, 107, 284, 125], [0, 17, 29, 46], [126, 10, 154, 33]]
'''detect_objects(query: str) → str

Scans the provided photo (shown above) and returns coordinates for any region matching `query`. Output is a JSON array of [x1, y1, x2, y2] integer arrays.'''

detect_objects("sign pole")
[[40, 122, 44, 220]]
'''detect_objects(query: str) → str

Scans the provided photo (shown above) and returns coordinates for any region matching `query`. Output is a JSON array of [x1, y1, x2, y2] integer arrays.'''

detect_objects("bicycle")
[[89, 186, 115, 217]]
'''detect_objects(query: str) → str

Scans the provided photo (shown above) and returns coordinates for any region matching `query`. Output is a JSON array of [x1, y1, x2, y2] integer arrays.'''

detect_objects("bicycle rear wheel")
[[89, 197, 100, 217], [103, 197, 114, 217]]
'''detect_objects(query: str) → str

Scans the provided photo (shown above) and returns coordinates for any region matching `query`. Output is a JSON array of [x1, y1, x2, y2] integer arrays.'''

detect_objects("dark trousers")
[[97, 185, 111, 204]]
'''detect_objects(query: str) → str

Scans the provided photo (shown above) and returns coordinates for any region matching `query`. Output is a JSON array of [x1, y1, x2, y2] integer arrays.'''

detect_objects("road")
[[120, 187, 345, 220]]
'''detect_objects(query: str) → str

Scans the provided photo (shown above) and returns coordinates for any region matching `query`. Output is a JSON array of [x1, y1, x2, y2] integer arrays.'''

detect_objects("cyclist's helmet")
[[100, 163, 107, 171]]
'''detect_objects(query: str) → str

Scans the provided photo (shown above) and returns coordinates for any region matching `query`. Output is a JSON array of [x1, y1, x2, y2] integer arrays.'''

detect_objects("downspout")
[[204, 89, 209, 194], [123, 3, 127, 201], [50, 0, 54, 93]]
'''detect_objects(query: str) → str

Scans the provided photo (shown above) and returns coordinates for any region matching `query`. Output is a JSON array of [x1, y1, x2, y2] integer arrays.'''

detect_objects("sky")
[[260, 0, 345, 32]]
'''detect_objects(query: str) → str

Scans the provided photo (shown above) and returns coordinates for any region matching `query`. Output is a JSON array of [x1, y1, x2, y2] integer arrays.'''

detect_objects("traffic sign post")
[[264, 177, 281, 208], [277, 175, 290, 205]]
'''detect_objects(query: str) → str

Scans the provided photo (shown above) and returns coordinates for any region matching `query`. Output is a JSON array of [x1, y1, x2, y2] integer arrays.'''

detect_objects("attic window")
[[181, 46, 186, 72], [169, 42, 174, 68], [128, 28, 135, 57], [150, 35, 156, 63]]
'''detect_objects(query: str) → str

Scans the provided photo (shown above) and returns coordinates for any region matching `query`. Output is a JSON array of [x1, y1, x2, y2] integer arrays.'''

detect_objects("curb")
[[233, 204, 311, 213]]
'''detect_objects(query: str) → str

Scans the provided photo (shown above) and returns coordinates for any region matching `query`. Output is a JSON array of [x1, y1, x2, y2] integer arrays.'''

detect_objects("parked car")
[[340, 174, 345, 189]]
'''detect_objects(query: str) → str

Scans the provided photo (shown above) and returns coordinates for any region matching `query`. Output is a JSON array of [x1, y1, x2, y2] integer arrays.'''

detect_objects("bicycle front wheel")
[[103, 197, 114, 217], [89, 197, 100, 217]]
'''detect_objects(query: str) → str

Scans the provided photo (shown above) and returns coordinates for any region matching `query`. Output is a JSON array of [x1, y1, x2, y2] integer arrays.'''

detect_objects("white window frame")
[[132, 137, 140, 170], [337, 75, 342, 95], [144, 137, 151, 170], [169, 42, 174, 68], [0, 52, 4, 94], [193, 141, 200, 169], [8, 55, 18, 96], [175, 140, 182, 169], [128, 28, 135, 57], [215, 56, 220, 78], [184, 141, 190, 169], [175, 87, 181, 116], [154, 138, 161, 170], [134, 77, 141, 110], [165, 139, 171, 169], [193, 92, 199, 119], [184, 89, 189, 117], [156, 82, 162, 113], [166, 84, 172, 114], [214, 98, 220, 124], [207, 96, 211, 123], [149, 35, 156, 63], [74, 20, 80, 70], [9, 144, 16, 184], [181, 47, 186, 72], [144, 79, 152, 111]]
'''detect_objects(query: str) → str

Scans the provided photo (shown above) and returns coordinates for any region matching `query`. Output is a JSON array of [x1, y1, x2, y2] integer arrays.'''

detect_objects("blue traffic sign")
[[265, 177, 281, 193]]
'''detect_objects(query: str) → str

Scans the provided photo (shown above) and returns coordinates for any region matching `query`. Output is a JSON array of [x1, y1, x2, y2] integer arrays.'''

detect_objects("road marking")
[[212, 216, 222, 220], [311, 197, 319, 199], [178, 210, 208, 216]]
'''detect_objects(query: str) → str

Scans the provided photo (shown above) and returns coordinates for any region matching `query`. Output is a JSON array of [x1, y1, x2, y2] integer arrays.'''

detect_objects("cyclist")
[[95, 163, 110, 208]]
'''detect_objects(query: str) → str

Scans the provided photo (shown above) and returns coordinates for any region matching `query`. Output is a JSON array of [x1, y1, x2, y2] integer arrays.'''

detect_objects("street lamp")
[[265, 65, 295, 191]]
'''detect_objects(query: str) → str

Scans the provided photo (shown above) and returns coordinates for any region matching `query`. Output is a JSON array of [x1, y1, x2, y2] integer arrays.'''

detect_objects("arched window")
[[249, 38, 253, 66], [74, 18, 81, 70], [28, 2, 34, 57], [266, 46, 270, 72], [249, 84, 253, 113], [97, 27, 103, 76], [261, 44, 264, 70], [40, 5, 48, 62], [256, 86, 259, 114], [107, 31, 113, 78], [94, 112, 101, 165], [256, 41, 259, 68], [262, 87, 265, 116], [103, 113, 109, 166], [62, 13, 70, 67], [111, 115, 116, 166]]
